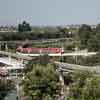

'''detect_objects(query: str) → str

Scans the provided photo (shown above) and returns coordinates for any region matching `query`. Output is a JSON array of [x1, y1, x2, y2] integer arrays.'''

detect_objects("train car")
[[16, 47, 63, 54]]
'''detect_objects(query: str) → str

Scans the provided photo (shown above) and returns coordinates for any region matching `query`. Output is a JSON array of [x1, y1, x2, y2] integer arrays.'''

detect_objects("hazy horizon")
[[0, 0, 100, 26]]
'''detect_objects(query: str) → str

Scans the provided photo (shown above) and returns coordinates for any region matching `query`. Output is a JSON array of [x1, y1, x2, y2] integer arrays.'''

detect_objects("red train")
[[16, 47, 64, 54]]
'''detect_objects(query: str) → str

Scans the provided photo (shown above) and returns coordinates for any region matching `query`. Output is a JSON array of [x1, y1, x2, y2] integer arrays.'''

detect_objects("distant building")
[[0, 26, 17, 32]]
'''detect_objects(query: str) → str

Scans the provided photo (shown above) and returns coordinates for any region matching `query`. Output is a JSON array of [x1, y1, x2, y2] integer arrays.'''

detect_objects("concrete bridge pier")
[[0, 43, 8, 51], [8, 56, 12, 64], [5, 44, 8, 51], [73, 55, 78, 64], [0, 43, 3, 50], [0, 44, 1, 50]]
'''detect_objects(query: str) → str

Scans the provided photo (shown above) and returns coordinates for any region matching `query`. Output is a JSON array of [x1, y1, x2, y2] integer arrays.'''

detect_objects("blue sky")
[[0, 0, 100, 25]]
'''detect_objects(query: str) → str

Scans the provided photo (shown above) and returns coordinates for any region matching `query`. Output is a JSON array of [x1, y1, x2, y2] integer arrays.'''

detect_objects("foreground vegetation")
[[67, 72, 100, 100], [22, 57, 62, 100], [2, 21, 100, 99], [77, 23, 100, 51], [0, 79, 15, 100]]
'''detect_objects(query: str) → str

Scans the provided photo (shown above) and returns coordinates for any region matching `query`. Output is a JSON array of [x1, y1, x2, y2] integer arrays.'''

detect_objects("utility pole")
[[8, 56, 11, 64]]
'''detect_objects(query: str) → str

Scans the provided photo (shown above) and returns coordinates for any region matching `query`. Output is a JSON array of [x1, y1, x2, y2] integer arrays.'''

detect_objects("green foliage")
[[22, 64, 61, 100], [78, 24, 93, 48], [67, 72, 100, 100], [87, 36, 100, 51], [77, 23, 100, 51], [79, 24, 92, 33], [0, 31, 72, 41], [18, 21, 31, 32], [0, 26, 74, 41], [96, 23, 100, 32], [78, 24, 96, 51]]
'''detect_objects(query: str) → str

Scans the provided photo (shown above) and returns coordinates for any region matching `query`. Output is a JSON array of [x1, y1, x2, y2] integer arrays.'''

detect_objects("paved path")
[[0, 57, 23, 66], [17, 52, 97, 57], [55, 61, 100, 74], [0, 51, 31, 60]]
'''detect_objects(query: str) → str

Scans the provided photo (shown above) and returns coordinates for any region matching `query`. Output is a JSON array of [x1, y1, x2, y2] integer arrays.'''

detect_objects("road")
[[0, 57, 23, 66], [16, 52, 97, 57], [0, 50, 96, 61], [55, 61, 100, 74], [0, 50, 31, 60], [0, 38, 72, 44]]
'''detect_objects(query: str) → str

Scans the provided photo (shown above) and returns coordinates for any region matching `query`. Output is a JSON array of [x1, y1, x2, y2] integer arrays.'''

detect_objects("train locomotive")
[[16, 47, 64, 54]]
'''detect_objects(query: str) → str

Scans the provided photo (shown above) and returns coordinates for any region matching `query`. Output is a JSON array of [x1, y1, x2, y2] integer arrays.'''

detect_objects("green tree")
[[18, 21, 31, 32], [81, 76, 100, 100], [78, 24, 93, 48], [22, 64, 61, 100], [67, 72, 100, 100], [87, 36, 100, 51], [96, 23, 100, 32], [95, 32, 100, 41]]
